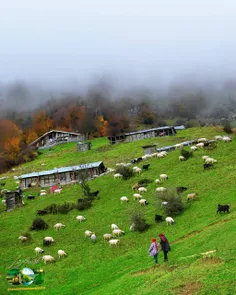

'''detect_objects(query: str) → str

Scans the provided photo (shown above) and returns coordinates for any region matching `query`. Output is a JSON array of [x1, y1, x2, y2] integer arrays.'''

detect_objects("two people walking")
[[149, 233, 171, 264]]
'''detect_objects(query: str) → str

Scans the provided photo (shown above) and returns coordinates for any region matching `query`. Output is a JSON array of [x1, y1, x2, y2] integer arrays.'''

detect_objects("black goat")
[[136, 157, 143, 163], [27, 195, 35, 200], [217, 204, 230, 214], [142, 164, 150, 170], [155, 214, 163, 223], [204, 163, 214, 170], [37, 210, 48, 216], [176, 186, 188, 193], [88, 190, 99, 197], [131, 159, 137, 164]]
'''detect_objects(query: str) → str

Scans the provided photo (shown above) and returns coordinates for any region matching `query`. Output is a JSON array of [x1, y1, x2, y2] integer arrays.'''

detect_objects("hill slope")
[[0, 127, 236, 295]]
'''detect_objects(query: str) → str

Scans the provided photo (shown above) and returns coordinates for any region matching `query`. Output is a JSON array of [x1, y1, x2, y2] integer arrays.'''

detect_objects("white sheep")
[[215, 135, 223, 140], [132, 166, 139, 170], [157, 152, 165, 158], [18, 236, 28, 242], [187, 193, 197, 201], [130, 223, 135, 231], [54, 223, 66, 231], [40, 189, 47, 193], [76, 215, 86, 223], [133, 193, 142, 200], [175, 143, 183, 149], [85, 230, 94, 238], [202, 155, 209, 160], [196, 142, 204, 148], [58, 249, 67, 258], [138, 187, 147, 193], [205, 157, 217, 164], [112, 229, 125, 237], [190, 145, 198, 151], [109, 239, 120, 246], [156, 187, 167, 193], [54, 189, 62, 194], [91, 234, 97, 242], [2, 199, 6, 205], [42, 255, 56, 264], [179, 156, 185, 161], [134, 167, 142, 174], [103, 233, 113, 241], [161, 201, 168, 207], [139, 199, 148, 205], [35, 247, 44, 255], [160, 174, 168, 181], [222, 136, 231, 142], [198, 138, 207, 142], [166, 216, 175, 225], [155, 179, 160, 185], [111, 224, 119, 230], [40, 192, 47, 196], [114, 173, 123, 179], [120, 196, 129, 203], [43, 237, 55, 245]]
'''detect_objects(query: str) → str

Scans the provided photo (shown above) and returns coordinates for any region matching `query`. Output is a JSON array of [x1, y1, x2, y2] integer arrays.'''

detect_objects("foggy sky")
[[1, 1, 236, 90]]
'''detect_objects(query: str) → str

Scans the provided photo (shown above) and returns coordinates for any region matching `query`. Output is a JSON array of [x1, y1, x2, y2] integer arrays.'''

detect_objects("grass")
[[0, 126, 236, 294]]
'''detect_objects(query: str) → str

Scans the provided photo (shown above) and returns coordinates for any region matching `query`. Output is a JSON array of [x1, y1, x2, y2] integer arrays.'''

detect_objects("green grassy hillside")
[[0, 127, 236, 295]]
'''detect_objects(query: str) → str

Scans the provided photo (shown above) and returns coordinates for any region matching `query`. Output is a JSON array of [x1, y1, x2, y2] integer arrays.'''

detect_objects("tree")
[[32, 110, 53, 136], [0, 119, 21, 152], [4, 137, 20, 160]]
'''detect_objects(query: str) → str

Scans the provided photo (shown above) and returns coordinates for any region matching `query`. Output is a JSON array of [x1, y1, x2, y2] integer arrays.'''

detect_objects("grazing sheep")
[[43, 237, 55, 246], [222, 136, 231, 142], [91, 234, 97, 242], [166, 217, 175, 225], [155, 214, 163, 222], [42, 255, 56, 264], [18, 236, 28, 242], [133, 193, 142, 200], [142, 164, 150, 170], [76, 215, 86, 223], [134, 167, 142, 174], [161, 201, 168, 207], [156, 187, 167, 193], [138, 187, 147, 193], [187, 193, 197, 201], [196, 142, 204, 148], [217, 204, 230, 213], [111, 224, 119, 230], [54, 189, 62, 194], [155, 179, 160, 185], [175, 143, 183, 149], [132, 183, 139, 191], [215, 135, 223, 140], [190, 145, 198, 151], [198, 138, 207, 142], [157, 152, 166, 158], [40, 192, 47, 196], [179, 156, 185, 161], [103, 234, 113, 241], [84, 230, 94, 238], [120, 196, 129, 203], [54, 223, 66, 231], [58, 250, 67, 258], [109, 239, 120, 246], [130, 223, 135, 231], [202, 155, 209, 160], [139, 199, 149, 205], [114, 173, 123, 179], [160, 174, 168, 181], [112, 229, 125, 237], [205, 157, 217, 164], [35, 247, 44, 255]]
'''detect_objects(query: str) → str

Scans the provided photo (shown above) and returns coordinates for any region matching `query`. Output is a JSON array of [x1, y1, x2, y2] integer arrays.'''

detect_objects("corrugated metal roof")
[[124, 126, 174, 136], [18, 161, 103, 179]]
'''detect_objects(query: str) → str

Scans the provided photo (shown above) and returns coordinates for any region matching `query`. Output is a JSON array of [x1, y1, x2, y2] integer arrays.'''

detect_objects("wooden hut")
[[5, 191, 23, 212], [77, 142, 92, 152], [142, 144, 157, 155]]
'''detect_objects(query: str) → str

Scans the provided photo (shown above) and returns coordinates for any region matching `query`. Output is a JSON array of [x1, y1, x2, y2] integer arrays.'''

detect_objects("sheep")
[[91, 234, 97, 242], [111, 224, 119, 230], [202, 155, 209, 160], [103, 233, 113, 241], [179, 156, 185, 161], [138, 187, 147, 193], [196, 142, 204, 148], [157, 152, 166, 158], [187, 193, 197, 201], [84, 230, 94, 238], [54, 189, 62, 194], [134, 167, 142, 174], [132, 183, 139, 191], [42, 255, 56, 264], [161, 201, 168, 207], [175, 143, 183, 149], [112, 229, 125, 237], [2, 199, 6, 205], [166, 217, 175, 225], [139, 199, 149, 205], [114, 173, 123, 179], [142, 164, 150, 170], [109, 239, 120, 246], [132, 166, 139, 171], [35, 247, 44, 255], [222, 136, 231, 142], [43, 237, 55, 246], [18, 236, 28, 242], [120, 196, 129, 203], [217, 204, 230, 213], [40, 192, 47, 196], [155, 179, 160, 185], [160, 174, 168, 181], [133, 193, 142, 200], [130, 223, 135, 231], [190, 145, 198, 151], [40, 189, 47, 193], [205, 157, 217, 164], [54, 223, 66, 231], [58, 249, 67, 258], [76, 215, 86, 223], [198, 138, 207, 142], [215, 135, 223, 140], [156, 187, 167, 193]]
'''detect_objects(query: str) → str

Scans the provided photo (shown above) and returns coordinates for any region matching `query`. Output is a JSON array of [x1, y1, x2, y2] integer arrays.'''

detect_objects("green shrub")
[[115, 166, 134, 180], [223, 121, 232, 134], [57, 202, 75, 214], [30, 218, 49, 231], [129, 211, 149, 232], [44, 203, 58, 214], [137, 178, 153, 186], [76, 200, 92, 211], [181, 148, 193, 160], [157, 188, 185, 216]]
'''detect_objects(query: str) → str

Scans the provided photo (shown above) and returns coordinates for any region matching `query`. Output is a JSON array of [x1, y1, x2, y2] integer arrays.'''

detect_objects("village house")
[[18, 161, 106, 189], [29, 130, 86, 149]]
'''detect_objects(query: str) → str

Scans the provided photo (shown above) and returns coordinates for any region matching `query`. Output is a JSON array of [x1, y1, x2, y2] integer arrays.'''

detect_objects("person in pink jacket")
[[148, 238, 159, 264]]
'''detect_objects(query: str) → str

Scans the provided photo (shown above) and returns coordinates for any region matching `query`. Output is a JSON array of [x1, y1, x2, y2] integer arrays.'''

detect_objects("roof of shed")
[[124, 126, 174, 136], [18, 161, 103, 179]]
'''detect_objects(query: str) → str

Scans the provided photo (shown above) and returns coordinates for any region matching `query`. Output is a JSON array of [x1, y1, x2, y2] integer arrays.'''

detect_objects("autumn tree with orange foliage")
[[96, 115, 108, 136], [4, 137, 20, 160], [0, 120, 21, 152], [26, 130, 38, 145], [32, 110, 53, 136]]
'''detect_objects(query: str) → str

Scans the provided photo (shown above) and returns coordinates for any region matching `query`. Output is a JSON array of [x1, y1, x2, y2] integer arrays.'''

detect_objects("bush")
[[181, 148, 193, 160], [44, 203, 58, 214], [76, 200, 92, 211], [157, 188, 184, 216], [115, 166, 134, 180], [129, 211, 149, 232], [30, 218, 49, 231], [137, 178, 153, 186], [57, 202, 75, 214], [223, 121, 232, 134]]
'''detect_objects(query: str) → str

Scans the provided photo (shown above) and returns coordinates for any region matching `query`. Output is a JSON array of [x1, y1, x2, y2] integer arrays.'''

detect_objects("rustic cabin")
[[107, 126, 176, 144], [18, 161, 106, 189], [77, 142, 92, 152], [29, 130, 86, 149], [5, 190, 23, 212], [142, 144, 157, 155]]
